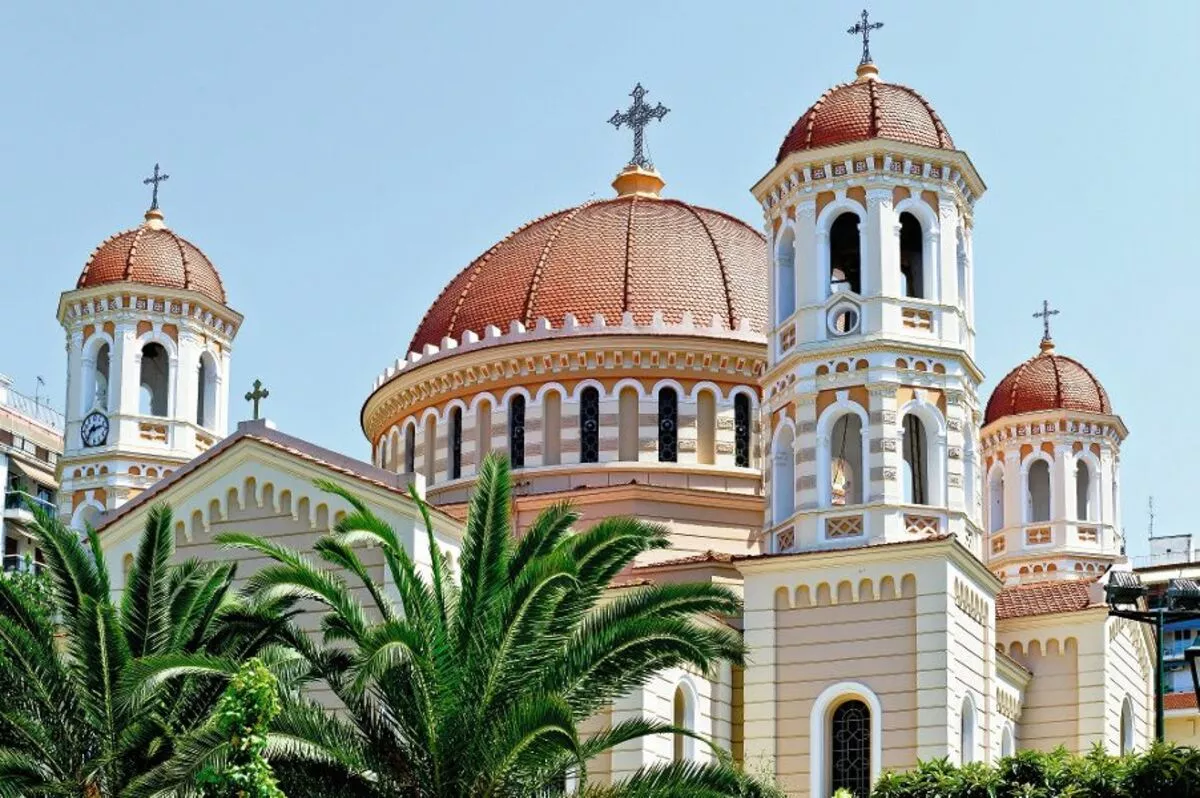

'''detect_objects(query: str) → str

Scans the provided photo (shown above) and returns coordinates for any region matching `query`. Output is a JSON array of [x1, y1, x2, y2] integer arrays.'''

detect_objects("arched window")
[[1120, 697, 1134, 754], [448, 406, 462, 479], [672, 684, 696, 762], [618, 387, 639, 462], [509, 395, 525, 468], [902, 415, 929, 505], [696, 389, 716, 465], [196, 352, 217, 429], [404, 424, 416, 473], [477, 399, 493, 461], [775, 228, 796, 323], [1001, 725, 1014, 758], [90, 343, 111, 411], [960, 696, 977, 764], [1028, 459, 1051, 522], [956, 228, 968, 310], [543, 391, 562, 466], [989, 469, 1006, 533], [580, 387, 600, 464], [830, 213, 861, 295], [658, 387, 678, 463], [734, 393, 751, 468], [829, 414, 863, 506], [899, 212, 924, 299], [772, 427, 795, 525], [423, 415, 436, 483], [139, 342, 169, 417], [1075, 460, 1092, 520], [830, 700, 871, 797]]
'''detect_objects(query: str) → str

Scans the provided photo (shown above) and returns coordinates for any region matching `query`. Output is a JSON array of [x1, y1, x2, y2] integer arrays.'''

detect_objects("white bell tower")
[[56, 200, 241, 528]]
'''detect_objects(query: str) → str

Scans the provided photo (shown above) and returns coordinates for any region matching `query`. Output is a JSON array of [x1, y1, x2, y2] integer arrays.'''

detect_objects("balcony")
[[1, 553, 44, 575], [3, 489, 56, 520]]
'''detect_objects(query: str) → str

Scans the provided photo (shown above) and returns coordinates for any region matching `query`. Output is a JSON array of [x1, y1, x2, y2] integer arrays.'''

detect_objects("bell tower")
[[753, 52, 986, 557], [56, 188, 241, 529]]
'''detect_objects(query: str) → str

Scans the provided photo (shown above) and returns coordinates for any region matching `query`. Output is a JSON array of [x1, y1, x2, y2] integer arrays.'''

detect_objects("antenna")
[[1148, 496, 1155, 539]]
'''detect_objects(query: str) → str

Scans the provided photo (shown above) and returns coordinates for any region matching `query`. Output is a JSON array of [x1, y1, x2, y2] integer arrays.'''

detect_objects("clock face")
[[81, 411, 109, 448]]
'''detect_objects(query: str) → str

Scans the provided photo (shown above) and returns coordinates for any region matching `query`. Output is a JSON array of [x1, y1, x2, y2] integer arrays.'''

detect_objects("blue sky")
[[0, 1, 1194, 556]]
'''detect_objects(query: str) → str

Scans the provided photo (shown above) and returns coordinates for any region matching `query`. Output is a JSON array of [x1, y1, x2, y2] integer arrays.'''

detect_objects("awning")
[[8, 456, 58, 490]]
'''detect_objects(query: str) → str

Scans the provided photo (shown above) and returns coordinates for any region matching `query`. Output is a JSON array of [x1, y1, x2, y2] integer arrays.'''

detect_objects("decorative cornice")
[[58, 284, 241, 341]]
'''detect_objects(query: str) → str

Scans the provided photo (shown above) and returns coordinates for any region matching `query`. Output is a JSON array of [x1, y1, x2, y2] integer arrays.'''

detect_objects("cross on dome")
[[1033, 299, 1060, 350], [142, 163, 170, 211], [609, 83, 670, 170], [847, 9, 884, 66]]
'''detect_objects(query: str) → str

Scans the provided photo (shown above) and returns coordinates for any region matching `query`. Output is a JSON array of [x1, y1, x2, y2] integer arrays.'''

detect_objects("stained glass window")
[[580, 387, 600, 464], [509, 396, 525, 469], [734, 393, 751, 468], [658, 388, 678, 463], [831, 700, 871, 797]]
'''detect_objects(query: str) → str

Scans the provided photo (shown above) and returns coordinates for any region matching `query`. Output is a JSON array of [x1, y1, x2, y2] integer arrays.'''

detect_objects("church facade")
[[56, 45, 1154, 798]]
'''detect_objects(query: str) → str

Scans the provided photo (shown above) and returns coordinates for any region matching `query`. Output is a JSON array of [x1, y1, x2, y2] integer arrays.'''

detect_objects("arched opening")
[[196, 352, 218, 429], [508, 395, 526, 469], [543, 391, 562, 466], [829, 414, 863, 506], [734, 393, 752, 468], [580, 387, 600, 464], [989, 469, 1006, 533], [901, 415, 929, 505], [830, 213, 861, 295], [1120, 697, 1134, 754], [775, 228, 796, 323], [89, 343, 111, 412], [960, 696, 977, 764], [618, 387, 639, 462], [772, 426, 796, 525], [658, 387, 678, 463], [404, 424, 416, 473], [139, 342, 169, 417], [1001, 725, 1014, 758], [477, 399, 493, 461], [448, 406, 462, 479], [1075, 460, 1092, 520], [672, 684, 696, 762], [899, 212, 924, 299], [1028, 459, 1051, 522], [422, 415, 436, 484], [695, 389, 716, 465], [956, 228, 968, 310], [830, 699, 871, 797]]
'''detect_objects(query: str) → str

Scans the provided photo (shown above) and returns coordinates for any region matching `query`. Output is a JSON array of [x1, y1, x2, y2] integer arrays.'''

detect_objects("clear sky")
[[0, 1, 1195, 556]]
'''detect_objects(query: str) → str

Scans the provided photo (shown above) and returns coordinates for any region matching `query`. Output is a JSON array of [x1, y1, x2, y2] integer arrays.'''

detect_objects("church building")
[[56, 24, 1154, 798]]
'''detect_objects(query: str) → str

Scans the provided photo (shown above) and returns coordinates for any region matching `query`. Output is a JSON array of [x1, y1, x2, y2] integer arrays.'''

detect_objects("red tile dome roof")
[[984, 340, 1112, 426], [76, 210, 226, 304], [776, 66, 954, 163], [408, 184, 767, 353]]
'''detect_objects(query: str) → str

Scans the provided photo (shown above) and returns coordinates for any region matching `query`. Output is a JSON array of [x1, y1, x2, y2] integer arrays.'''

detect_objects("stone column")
[[868, 385, 902, 508], [522, 401, 543, 468], [560, 397, 581, 464], [1052, 442, 1072, 524], [638, 395, 658, 463]]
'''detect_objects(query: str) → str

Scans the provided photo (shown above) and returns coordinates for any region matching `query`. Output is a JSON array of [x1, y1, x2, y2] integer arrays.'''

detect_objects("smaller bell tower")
[[56, 186, 240, 529]]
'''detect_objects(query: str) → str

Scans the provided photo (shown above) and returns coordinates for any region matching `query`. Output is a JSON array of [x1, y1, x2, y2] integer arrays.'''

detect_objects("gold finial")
[[612, 164, 665, 198], [143, 208, 166, 230], [1039, 337, 1056, 354], [856, 62, 880, 82]]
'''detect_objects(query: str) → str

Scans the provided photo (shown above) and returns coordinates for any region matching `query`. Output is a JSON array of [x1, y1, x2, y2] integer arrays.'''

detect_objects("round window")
[[827, 302, 861, 336]]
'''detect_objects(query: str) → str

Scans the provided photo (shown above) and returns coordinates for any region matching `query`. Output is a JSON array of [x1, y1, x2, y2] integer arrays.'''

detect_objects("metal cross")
[[847, 9, 884, 66], [244, 379, 269, 420], [142, 163, 170, 211], [609, 83, 670, 169], [1033, 299, 1060, 341]]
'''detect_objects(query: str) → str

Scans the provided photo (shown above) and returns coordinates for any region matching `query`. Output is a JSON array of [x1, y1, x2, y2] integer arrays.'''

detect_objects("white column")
[[112, 321, 139, 417], [65, 329, 83, 423], [795, 200, 820, 306], [1052, 443, 1071, 522], [866, 189, 898, 298], [1003, 449, 1022, 532]]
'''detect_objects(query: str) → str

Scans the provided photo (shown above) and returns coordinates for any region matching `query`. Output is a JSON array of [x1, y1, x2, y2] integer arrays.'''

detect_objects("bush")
[[197, 658, 286, 798]]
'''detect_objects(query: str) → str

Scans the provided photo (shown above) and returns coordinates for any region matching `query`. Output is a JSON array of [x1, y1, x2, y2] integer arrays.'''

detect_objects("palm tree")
[[211, 453, 766, 797], [0, 504, 288, 797]]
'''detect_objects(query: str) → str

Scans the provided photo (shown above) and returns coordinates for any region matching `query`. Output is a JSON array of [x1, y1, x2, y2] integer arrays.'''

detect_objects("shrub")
[[197, 658, 285, 798]]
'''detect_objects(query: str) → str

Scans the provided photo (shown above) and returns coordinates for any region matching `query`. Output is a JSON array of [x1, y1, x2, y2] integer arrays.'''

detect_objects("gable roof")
[[995, 578, 1102, 620], [95, 419, 440, 533]]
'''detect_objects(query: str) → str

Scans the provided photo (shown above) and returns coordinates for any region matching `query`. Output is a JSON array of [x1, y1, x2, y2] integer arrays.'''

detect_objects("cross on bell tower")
[[142, 163, 169, 211], [609, 83, 670, 170], [847, 9, 884, 66]]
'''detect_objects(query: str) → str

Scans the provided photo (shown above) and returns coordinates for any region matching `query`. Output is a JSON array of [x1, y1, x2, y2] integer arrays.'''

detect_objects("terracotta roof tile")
[[996, 578, 1100, 620], [407, 196, 766, 353], [1164, 692, 1198, 711], [984, 342, 1112, 425]]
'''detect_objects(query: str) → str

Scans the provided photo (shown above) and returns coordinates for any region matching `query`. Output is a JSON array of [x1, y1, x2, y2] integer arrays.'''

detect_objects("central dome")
[[408, 174, 767, 353]]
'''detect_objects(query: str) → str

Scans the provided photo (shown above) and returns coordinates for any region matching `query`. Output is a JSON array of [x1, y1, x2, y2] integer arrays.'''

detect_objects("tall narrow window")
[[92, 343, 111, 411], [1001, 726, 1014, 758], [1075, 461, 1091, 520], [543, 392, 561, 466], [830, 213, 861, 295], [960, 697, 976, 764], [658, 387, 678, 463], [989, 470, 1005, 533], [509, 395, 525, 468], [580, 387, 600, 464], [449, 406, 462, 479], [899, 211, 924, 299], [196, 353, 217, 429], [423, 416, 436, 484], [902, 415, 928, 505], [618, 387, 639, 462], [830, 700, 871, 797], [775, 228, 796, 323], [1120, 698, 1134, 755], [696, 389, 716, 465], [139, 342, 169, 417], [956, 228, 968, 309], [404, 424, 416, 473], [1028, 460, 1051, 522], [672, 686, 695, 762], [734, 394, 751, 468], [772, 427, 795, 524], [829, 414, 863, 506]]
